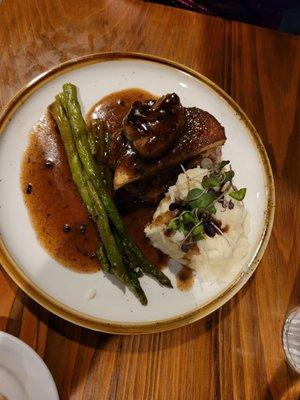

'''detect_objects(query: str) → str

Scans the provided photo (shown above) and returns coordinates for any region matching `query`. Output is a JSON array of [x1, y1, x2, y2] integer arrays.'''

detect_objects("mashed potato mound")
[[144, 166, 250, 280]]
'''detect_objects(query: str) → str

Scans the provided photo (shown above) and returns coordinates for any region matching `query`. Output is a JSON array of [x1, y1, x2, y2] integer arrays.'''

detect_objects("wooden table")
[[0, 0, 299, 398]]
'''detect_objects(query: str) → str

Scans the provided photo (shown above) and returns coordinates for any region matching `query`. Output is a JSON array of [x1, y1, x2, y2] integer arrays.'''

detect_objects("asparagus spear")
[[86, 118, 99, 157], [96, 243, 111, 273], [122, 240, 172, 286], [57, 92, 97, 156], [103, 130, 114, 196], [50, 99, 147, 305], [49, 100, 94, 218], [62, 83, 172, 287], [91, 119, 107, 184], [87, 131, 98, 156], [85, 175, 147, 305], [112, 226, 143, 278], [91, 119, 105, 155], [91, 118, 114, 195], [62, 84, 105, 194]]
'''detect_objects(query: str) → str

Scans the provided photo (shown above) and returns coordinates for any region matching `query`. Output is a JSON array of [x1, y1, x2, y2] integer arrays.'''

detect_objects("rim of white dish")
[[0, 52, 275, 334], [0, 331, 59, 399]]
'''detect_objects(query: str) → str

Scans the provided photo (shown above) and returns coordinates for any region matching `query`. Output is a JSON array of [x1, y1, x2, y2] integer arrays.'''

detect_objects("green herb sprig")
[[166, 160, 247, 246], [229, 187, 247, 201]]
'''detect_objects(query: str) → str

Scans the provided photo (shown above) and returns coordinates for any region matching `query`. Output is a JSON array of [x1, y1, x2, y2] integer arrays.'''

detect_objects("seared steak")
[[114, 107, 226, 189]]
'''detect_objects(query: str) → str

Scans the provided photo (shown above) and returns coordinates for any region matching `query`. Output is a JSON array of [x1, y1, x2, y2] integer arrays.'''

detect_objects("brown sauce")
[[87, 88, 157, 134], [123, 208, 169, 270], [21, 88, 168, 274], [222, 224, 229, 233], [153, 210, 174, 226], [176, 266, 194, 291], [21, 112, 100, 272]]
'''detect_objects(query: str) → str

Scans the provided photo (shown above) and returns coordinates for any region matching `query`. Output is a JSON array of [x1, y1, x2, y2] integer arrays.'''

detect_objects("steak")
[[113, 107, 226, 190]]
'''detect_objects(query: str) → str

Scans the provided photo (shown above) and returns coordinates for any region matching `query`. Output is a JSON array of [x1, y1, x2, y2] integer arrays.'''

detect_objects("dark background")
[[150, 0, 300, 35]]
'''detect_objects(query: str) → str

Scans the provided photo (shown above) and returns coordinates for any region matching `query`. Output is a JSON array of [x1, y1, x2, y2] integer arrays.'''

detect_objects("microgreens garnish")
[[166, 160, 247, 249], [217, 160, 230, 171], [229, 187, 247, 201], [191, 223, 205, 241], [202, 174, 222, 189], [189, 190, 217, 214]]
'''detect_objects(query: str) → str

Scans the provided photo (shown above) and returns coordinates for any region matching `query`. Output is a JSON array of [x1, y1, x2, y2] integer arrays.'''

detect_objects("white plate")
[[0, 53, 274, 334], [0, 332, 59, 400]]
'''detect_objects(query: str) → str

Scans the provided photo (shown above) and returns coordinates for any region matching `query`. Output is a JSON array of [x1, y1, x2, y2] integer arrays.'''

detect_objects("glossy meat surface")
[[123, 93, 184, 158], [114, 107, 226, 189]]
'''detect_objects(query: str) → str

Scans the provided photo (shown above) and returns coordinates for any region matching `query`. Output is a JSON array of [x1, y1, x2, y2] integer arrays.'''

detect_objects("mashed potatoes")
[[145, 166, 249, 280]]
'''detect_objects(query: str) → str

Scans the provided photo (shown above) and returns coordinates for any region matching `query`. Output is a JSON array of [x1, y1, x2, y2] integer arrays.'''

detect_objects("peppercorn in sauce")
[[20, 90, 170, 274], [21, 112, 99, 273], [20, 88, 207, 291]]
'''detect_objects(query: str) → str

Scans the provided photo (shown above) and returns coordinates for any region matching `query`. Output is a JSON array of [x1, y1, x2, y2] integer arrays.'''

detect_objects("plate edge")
[[0, 51, 275, 334]]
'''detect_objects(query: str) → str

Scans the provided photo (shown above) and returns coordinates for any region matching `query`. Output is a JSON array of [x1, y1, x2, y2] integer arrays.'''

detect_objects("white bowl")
[[0, 332, 59, 400]]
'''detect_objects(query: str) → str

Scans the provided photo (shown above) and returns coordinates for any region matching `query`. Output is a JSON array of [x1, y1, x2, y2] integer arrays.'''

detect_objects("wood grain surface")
[[0, 0, 300, 399]]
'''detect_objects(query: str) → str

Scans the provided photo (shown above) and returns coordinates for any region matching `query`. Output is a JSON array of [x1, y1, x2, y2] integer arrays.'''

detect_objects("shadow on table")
[[262, 269, 300, 399], [0, 317, 16, 332], [282, 108, 299, 194], [287, 268, 300, 309], [263, 361, 300, 400]]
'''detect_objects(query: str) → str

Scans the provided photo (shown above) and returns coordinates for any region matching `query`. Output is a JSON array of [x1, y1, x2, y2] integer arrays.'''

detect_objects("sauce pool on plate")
[[21, 112, 99, 273], [87, 88, 156, 132], [21, 88, 168, 275]]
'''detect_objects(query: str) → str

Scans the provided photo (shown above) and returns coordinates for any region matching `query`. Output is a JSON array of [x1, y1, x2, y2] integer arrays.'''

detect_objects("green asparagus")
[[87, 131, 98, 157], [51, 99, 148, 305], [49, 101, 94, 218], [62, 83, 172, 287], [91, 118, 114, 195], [96, 244, 111, 273], [85, 176, 147, 304]]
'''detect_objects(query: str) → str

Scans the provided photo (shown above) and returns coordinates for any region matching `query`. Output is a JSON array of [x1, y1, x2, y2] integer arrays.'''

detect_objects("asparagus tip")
[[164, 280, 173, 289], [155, 271, 173, 288], [139, 293, 148, 306]]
